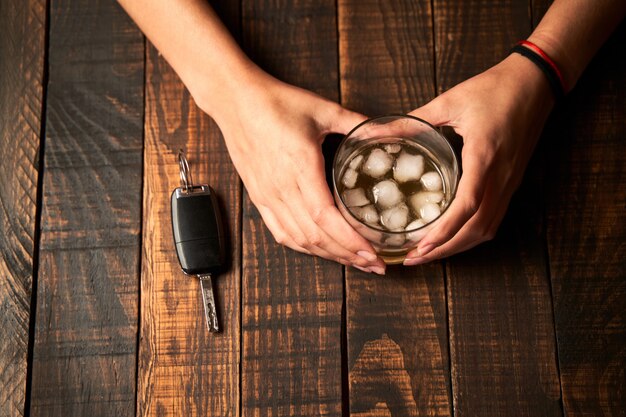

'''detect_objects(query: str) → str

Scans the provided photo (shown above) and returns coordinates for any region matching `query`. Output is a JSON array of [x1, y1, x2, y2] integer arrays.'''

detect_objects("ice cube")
[[349, 154, 364, 170], [362, 148, 393, 178], [420, 202, 441, 223], [406, 218, 425, 231], [372, 180, 404, 209], [343, 188, 370, 207], [393, 152, 424, 183], [421, 171, 443, 191], [409, 191, 444, 215], [342, 168, 358, 188], [385, 232, 405, 247], [351, 204, 379, 225], [380, 203, 409, 230], [406, 219, 427, 241], [384, 143, 402, 154]]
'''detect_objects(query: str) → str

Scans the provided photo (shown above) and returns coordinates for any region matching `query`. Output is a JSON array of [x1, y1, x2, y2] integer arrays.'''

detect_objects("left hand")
[[202, 73, 385, 272], [404, 53, 555, 265]]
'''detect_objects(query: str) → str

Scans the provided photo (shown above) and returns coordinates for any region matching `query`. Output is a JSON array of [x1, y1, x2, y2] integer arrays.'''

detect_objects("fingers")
[[234, 97, 385, 272], [322, 99, 451, 141], [324, 97, 450, 140], [286, 194, 384, 271], [403, 207, 499, 265], [295, 153, 386, 271], [403, 175, 511, 265], [411, 150, 491, 258], [258, 202, 357, 266], [404, 235, 478, 266], [403, 207, 503, 265], [325, 105, 368, 135], [408, 95, 451, 127], [256, 204, 311, 254], [256, 192, 384, 272]]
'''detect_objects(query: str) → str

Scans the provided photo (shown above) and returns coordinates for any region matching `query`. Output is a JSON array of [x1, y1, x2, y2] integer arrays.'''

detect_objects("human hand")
[[403, 53, 555, 265], [199, 72, 386, 274]]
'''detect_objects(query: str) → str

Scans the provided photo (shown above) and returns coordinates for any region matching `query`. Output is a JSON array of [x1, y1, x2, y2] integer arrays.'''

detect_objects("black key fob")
[[171, 185, 226, 275]]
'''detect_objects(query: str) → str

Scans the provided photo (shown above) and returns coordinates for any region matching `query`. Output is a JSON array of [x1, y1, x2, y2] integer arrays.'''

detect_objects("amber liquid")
[[378, 252, 409, 265], [338, 141, 445, 222], [337, 139, 448, 265]]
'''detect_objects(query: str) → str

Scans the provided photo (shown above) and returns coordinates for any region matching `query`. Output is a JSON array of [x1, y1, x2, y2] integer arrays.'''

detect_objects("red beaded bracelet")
[[511, 40, 568, 100]]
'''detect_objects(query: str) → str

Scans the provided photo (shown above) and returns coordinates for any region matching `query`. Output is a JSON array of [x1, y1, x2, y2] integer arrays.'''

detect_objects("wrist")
[[495, 53, 555, 119], [187, 54, 270, 122], [527, 32, 579, 91]]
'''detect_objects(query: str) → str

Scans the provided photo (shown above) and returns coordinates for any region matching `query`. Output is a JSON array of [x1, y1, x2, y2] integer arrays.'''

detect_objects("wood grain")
[[136, 5, 242, 415], [29, 0, 144, 415], [434, 0, 530, 95], [240, 1, 345, 416], [346, 270, 451, 417], [544, 22, 626, 416], [339, 0, 436, 115], [435, 0, 562, 415], [339, 1, 453, 415], [0, 0, 46, 415]]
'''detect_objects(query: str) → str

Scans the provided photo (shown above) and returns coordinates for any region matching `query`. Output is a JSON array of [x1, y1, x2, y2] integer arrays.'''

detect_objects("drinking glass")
[[332, 114, 459, 264]]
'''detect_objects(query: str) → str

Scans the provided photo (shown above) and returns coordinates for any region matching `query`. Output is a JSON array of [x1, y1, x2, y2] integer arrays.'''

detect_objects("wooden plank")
[[338, 1, 453, 415], [29, 0, 144, 415], [239, 1, 345, 416], [136, 2, 241, 414], [544, 22, 626, 416], [435, 0, 562, 415], [531, 0, 552, 27], [0, 0, 46, 415], [339, 0, 436, 116], [346, 271, 451, 417]]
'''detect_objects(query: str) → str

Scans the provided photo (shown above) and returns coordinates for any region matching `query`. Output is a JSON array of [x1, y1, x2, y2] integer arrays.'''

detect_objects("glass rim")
[[332, 113, 460, 234]]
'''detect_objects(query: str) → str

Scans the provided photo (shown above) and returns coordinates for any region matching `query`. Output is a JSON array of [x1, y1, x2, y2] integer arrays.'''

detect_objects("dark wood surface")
[[1, 0, 624, 416], [0, 0, 46, 415], [240, 1, 345, 416], [136, 0, 241, 413], [29, 0, 144, 415], [544, 24, 626, 417], [436, 1, 562, 416], [339, 1, 452, 415]]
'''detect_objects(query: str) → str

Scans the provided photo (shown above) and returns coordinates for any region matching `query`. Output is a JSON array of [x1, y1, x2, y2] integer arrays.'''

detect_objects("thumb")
[[409, 96, 450, 127], [326, 105, 369, 135]]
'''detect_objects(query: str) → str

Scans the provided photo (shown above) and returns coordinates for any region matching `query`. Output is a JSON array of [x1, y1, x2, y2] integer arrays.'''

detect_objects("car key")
[[171, 150, 226, 333]]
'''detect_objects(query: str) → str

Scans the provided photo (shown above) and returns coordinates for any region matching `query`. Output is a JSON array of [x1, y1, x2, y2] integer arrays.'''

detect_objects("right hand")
[[404, 53, 554, 265], [198, 72, 386, 274]]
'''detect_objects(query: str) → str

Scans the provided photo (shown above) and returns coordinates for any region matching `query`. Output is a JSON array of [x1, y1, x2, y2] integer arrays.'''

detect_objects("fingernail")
[[403, 257, 426, 266], [357, 250, 378, 262], [417, 243, 436, 257], [370, 266, 386, 275], [353, 265, 372, 273]]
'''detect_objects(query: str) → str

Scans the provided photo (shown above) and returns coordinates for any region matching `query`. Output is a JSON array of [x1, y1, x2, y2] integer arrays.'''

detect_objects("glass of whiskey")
[[333, 115, 459, 264]]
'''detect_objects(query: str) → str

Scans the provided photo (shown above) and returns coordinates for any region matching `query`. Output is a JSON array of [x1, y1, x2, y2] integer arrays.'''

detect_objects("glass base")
[[378, 251, 409, 265]]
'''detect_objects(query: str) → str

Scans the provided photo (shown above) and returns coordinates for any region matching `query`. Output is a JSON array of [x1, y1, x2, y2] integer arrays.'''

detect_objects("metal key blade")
[[198, 274, 219, 332]]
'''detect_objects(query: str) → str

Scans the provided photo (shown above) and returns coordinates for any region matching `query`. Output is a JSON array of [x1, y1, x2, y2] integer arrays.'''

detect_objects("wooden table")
[[1, 0, 624, 416]]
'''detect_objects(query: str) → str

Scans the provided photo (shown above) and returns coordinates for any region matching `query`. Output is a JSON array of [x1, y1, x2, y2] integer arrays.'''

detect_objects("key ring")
[[178, 149, 194, 192]]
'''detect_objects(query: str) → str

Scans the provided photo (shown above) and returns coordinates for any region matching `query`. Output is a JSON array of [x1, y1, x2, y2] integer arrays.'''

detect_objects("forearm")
[[529, 0, 626, 90], [117, 0, 263, 120]]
